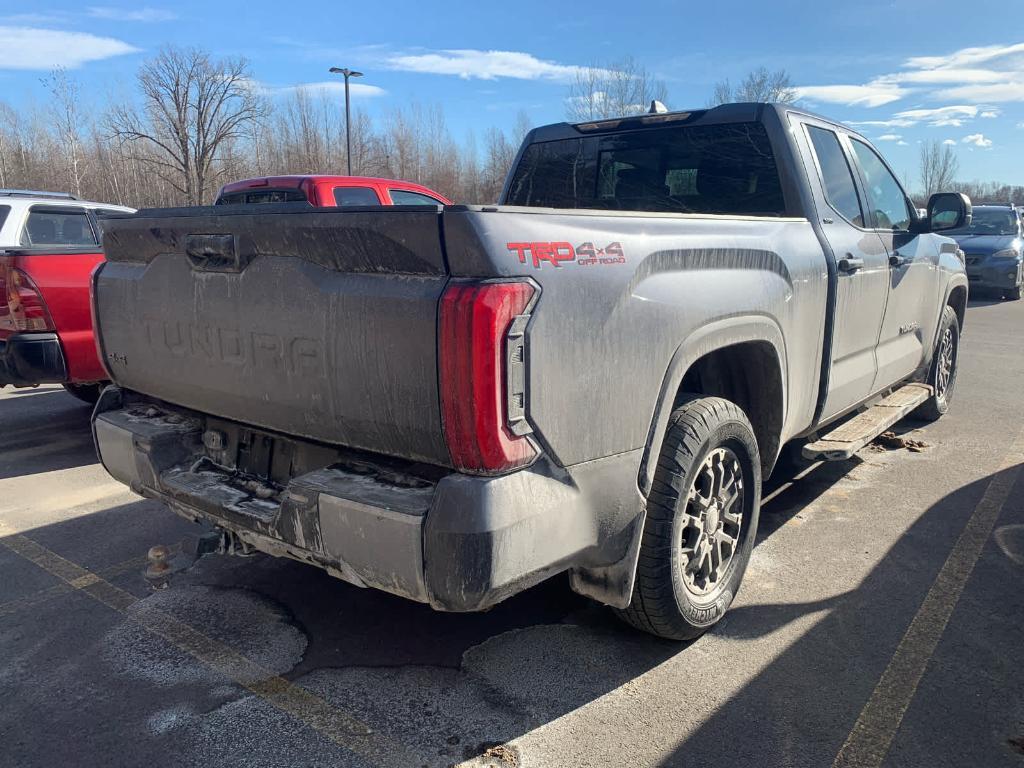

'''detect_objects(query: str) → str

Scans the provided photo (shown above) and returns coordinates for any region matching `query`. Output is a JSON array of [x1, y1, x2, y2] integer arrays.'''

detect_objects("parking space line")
[[1, 534, 414, 767], [0, 546, 161, 619], [832, 425, 1024, 768]]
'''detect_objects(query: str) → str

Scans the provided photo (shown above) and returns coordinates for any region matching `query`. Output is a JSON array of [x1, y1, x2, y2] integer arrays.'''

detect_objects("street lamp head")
[[328, 67, 364, 78]]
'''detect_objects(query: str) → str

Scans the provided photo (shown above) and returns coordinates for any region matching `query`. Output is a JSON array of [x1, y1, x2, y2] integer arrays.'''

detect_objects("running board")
[[802, 384, 933, 461]]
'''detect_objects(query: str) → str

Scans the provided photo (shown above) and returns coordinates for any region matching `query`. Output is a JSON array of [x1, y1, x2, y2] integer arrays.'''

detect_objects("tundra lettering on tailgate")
[[507, 241, 626, 268], [138, 319, 325, 376]]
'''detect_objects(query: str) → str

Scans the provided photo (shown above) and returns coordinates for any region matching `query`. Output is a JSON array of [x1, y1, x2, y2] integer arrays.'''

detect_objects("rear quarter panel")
[[17, 250, 106, 382], [443, 207, 829, 470]]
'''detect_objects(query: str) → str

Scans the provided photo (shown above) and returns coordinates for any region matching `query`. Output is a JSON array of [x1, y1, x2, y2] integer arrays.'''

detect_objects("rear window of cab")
[[506, 121, 785, 217]]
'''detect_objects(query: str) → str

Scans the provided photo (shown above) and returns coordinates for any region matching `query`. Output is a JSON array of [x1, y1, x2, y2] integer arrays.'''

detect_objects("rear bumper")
[[92, 388, 645, 611], [0, 332, 68, 387]]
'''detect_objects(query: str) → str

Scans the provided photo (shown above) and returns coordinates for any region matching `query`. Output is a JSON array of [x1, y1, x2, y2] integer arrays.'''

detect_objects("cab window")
[[332, 187, 381, 206], [20, 208, 97, 247], [805, 126, 865, 227], [850, 139, 912, 231], [389, 189, 442, 206]]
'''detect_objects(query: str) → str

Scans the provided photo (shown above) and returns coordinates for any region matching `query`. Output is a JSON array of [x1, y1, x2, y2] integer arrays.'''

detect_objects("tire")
[[915, 305, 960, 422], [616, 396, 761, 641], [62, 382, 103, 405], [1006, 284, 1022, 301]]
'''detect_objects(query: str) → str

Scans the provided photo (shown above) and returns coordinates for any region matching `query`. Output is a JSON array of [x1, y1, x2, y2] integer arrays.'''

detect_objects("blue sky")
[[2, 0, 1023, 189]]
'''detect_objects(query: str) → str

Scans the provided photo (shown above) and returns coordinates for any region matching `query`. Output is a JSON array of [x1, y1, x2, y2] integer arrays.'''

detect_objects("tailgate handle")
[[185, 234, 247, 273]]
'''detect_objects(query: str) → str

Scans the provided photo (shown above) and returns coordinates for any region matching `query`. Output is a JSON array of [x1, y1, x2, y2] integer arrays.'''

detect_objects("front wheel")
[[1005, 284, 1022, 301], [915, 305, 960, 422], [616, 396, 761, 641]]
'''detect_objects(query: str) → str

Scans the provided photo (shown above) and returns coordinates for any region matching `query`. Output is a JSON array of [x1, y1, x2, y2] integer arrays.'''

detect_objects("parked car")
[[214, 175, 452, 207], [91, 103, 969, 639], [943, 203, 1022, 300], [0, 190, 134, 402]]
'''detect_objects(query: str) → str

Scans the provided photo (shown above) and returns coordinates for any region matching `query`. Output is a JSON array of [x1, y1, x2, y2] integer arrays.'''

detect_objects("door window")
[[389, 189, 443, 206], [332, 186, 381, 206], [20, 208, 97, 247], [806, 126, 865, 227], [850, 140, 912, 231]]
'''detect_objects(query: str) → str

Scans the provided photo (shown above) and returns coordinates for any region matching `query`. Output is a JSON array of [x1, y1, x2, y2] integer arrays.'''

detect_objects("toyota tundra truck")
[[90, 103, 970, 640]]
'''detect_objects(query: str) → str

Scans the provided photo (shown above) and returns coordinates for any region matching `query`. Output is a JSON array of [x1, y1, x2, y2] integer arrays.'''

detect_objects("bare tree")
[[42, 68, 87, 196], [566, 57, 668, 120], [709, 67, 797, 106], [919, 140, 960, 199], [109, 47, 264, 205]]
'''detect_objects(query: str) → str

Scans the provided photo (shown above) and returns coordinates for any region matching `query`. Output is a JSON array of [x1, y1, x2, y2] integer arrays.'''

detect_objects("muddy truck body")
[[91, 103, 970, 639]]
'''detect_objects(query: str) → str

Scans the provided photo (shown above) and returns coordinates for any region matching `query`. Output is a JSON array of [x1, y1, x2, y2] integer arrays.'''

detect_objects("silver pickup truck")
[[91, 103, 969, 640]]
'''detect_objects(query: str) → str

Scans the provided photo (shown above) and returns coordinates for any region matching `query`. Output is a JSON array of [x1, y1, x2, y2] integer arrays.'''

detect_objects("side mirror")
[[927, 192, 972, 232]]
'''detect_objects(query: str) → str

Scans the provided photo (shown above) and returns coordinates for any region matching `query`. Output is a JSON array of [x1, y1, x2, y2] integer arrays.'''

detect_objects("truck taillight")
[[439, 280, 538, 474], [0, 259, 55, 335]]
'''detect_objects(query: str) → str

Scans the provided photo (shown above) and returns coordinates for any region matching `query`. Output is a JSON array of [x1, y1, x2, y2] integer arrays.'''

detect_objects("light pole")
[[329, 67, 363, 176]]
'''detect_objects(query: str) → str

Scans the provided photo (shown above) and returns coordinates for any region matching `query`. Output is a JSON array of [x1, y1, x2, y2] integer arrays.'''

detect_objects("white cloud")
[[935, 82, 1024, 102], [962, 133, 993, 148], [798, 41, 1024, 111], [251, 80, 386, 99], [849, 118, 918, 128], [386, 49, 604, 82], [87, 6, 177, 22], [877, 133, 902, 141], [0, 26, 139, 69], [897, 140, 908, 146], [905, 42, 1024, 71], [942, 139, 957, 145], [794, 82, 909, 108], [892, 105, 978, 127]]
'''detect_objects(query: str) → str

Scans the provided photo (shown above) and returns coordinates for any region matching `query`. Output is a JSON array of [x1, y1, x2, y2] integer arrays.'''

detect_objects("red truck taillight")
[[0, 258, 55, 335], [439, 280, 538, 474]]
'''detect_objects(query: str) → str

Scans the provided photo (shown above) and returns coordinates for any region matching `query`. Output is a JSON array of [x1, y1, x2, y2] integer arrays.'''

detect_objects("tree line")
[[0, 48, 1017, 208], [0, 47, 530, 207]]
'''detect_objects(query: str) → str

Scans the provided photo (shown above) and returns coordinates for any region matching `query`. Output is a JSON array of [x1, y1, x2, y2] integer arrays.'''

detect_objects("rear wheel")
[[62, 383, 103, 405], [915, 305, 959, 422], [616, 396, 761, 641]]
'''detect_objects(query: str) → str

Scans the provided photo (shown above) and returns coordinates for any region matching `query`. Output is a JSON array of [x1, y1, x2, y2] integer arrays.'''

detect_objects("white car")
[[0, 189, 134, 248]]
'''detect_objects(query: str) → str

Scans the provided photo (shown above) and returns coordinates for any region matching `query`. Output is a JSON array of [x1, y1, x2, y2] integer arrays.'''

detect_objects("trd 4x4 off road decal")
[[507, 241, 626, 268]]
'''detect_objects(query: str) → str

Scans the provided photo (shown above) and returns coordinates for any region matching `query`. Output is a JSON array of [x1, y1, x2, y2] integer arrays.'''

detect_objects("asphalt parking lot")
[[2, 294, 1023, 768]]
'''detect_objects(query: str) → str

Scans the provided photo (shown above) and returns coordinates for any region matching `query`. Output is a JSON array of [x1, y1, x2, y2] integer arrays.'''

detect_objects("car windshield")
[[946, 208, 1018, 235]]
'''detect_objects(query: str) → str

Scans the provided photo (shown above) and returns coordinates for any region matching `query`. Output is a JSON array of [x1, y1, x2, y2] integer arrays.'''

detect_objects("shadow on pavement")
[[660, 463, 1024, 768], [0, 449, 867, 767], [0, 389, 97, 480]]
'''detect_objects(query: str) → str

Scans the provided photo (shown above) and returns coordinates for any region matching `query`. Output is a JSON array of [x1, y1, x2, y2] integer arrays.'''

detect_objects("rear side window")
[[19, 208, 97, 247], [389, 189, 442, 206], [216, 189, 308, 205], [333, 186, 381, 206], [805, 126, 865, 227], [0, 205, 9, 232], [506, 122, 785, 216]]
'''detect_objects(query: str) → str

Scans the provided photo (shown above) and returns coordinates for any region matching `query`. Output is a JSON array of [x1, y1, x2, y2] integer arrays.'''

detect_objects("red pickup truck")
[[0, 190, 134, 403], [215, 175, 452, 207]]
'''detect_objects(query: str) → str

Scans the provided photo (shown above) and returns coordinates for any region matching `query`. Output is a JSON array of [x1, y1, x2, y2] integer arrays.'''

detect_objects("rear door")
[[796, 118, 890, 419], [847, 139, 940, 391]]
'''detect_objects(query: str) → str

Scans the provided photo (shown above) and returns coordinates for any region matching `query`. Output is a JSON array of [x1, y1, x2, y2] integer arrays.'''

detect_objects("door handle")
[[838, 255, 864, 273], [889, 252, 911, 268]]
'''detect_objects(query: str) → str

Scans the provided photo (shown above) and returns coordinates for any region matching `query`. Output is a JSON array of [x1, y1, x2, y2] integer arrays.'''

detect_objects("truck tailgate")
[[95, 206, 451, 465]]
